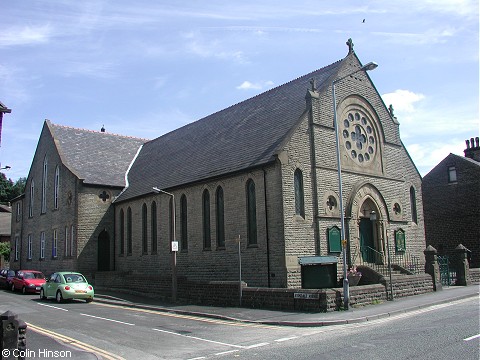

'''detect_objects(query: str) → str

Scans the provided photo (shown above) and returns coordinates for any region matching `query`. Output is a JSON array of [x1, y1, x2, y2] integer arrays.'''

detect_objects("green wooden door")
[[359, 218, 375, 263]]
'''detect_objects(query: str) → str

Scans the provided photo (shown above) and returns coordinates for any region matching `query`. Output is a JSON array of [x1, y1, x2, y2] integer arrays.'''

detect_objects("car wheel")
[[11, 283, 15, 292], [40, 289, 46, 300], [86, 298, 93, 303], [56, 290, 63, 303], [22, 286, 26, 295]]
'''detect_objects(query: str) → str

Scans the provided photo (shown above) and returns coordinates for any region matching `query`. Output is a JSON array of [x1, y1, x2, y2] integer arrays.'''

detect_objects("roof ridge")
[[46, 120, 149, 142]]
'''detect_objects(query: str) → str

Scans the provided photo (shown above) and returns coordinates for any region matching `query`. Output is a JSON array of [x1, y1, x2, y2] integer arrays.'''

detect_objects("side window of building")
[[52, 229, 58, 258], [127, 207, 132, 255], [151, 201, 158, 254], [246, 179, 257, 246], [40, 232, 45, 259], [294, 168, 305, 218], [27, 234, 32, 260], [448, 166, 457, 183], [203, 189, 211, 250], [216, 186, 225, 249], [64, 226, 69, 257], [142, 203, 148, 254], [70, 225, 74, 257], [54, 165, 60, 209], [14, 236, 19, 261], [119, 209, 125, 255], [29, 180, 34, 218], [16, 202, 21, 222], [41, 156, 47, 214], [180, 195, 188, 251], [410, 186, 418, 224]]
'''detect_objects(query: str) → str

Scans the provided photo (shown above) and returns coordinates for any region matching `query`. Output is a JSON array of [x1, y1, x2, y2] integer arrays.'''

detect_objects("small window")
[[142, 203, 148, 254], [119, 209, 125, 255], [27, 234, 32, 260], [216, 186, 225, 248], [41, 156, 47, 214], [410, 187, 418, 224], [448, 166, 457, 183], [29, 180, 34, 218], [40, 232, 45, 259], [54, 166, 60, 209], [246, 179, 257, 246], [64, 226, 69, 257], [52, 229, 58, 258], [180, 195, 188, 251], [151, 201, 158, 254], [294, 169, 305, 218], [202, 190, 211, 250], [127, 207, 133, 255], [14, 236, 20, 261]]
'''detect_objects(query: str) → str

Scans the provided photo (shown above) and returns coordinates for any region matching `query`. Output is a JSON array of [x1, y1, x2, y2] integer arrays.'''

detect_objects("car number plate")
[[75, 290, 87, 293], [36, 287, 40, 290]]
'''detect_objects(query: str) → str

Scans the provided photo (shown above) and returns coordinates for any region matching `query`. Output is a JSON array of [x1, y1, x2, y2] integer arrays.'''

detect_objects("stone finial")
[[101, 125, 105, 133], [388, 104, 395, 117], [310, 78, 316, 91], [346, 38, 354, 53]]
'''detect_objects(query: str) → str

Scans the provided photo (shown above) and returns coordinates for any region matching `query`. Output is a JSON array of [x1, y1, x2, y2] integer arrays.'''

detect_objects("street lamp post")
[[152, 187, 178, 302], [332, 62, 378, 310]]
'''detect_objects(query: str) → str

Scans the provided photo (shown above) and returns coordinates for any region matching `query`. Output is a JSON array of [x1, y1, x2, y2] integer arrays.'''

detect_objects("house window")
[[203, 190, 211, 250], [127, 207, 132, 255], [40, 232, 45, 259], [52, 229, 58, 258], [246, 179, 257, 246], [151, 201, 158, 254], [180, 195, 188, 251], [27, 234, 32, 260], [119, 209, 125, 255], [64, 226, 69, 257], [410, 186, 418, 224], [41, 156, 47, 213], [54, 166, 60, 209], [29, 180, 34, 218], [216, 186, 225, 248], [16, 202, 21, 222], [294, 169, 305, 218], [448, 166, 457, 183], [70, 225, 74, 257], [142, 203, 148, 254], [14, 236, 19, 261]]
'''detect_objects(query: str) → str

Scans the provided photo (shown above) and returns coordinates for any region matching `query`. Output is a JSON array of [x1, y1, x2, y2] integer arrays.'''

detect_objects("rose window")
[[341, 110, 377, 165]]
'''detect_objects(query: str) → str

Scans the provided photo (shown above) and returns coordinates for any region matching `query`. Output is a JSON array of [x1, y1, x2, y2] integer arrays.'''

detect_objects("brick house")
[[11, 40, 426, 289], [10, 121, 145, 278], [422, 137, 480, 268]]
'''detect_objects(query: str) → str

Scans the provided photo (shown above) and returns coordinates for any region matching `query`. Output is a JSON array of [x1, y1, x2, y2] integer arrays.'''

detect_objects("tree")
[[0, 173, 26, 204], [0, 242, 10, 261]]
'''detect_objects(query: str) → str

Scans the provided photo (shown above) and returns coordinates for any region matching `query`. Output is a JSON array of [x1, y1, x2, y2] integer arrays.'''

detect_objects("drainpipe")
[[263, 168, 271, 287]]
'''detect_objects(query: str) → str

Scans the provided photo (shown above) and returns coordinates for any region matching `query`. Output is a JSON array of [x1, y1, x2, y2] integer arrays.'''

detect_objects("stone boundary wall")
[[94, 271, 444, 312], [469, 268, 480, 284]]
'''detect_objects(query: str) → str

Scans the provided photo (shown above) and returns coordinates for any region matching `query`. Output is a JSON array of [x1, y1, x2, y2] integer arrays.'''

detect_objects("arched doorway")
[[98, 230, 110, 271], [359, 199, 380, 263]]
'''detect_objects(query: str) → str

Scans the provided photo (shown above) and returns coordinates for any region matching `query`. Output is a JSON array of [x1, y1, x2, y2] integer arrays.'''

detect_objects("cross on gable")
[[99, 191, 110, 202], [346, 38, 354, 53]]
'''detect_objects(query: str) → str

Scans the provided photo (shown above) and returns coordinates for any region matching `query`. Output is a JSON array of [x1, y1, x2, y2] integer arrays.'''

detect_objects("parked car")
[[0, 269, 16, 289], [40, 272, 94, 303], [11, 270, 46, 294]]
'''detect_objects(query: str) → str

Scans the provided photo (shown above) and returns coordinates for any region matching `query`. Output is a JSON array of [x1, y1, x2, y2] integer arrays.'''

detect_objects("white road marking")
[[214, 350, 239, 356], [153, 328, 244, 348], [37, 303, 68, 311], [464, 334, 480, 341], [275, 336, 298, 342], [80, 313, 135, 326], [244, 342, 269, 349]]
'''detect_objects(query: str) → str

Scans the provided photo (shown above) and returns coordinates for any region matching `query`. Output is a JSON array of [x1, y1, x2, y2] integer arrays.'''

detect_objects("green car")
[[40, 272, 94, 303]]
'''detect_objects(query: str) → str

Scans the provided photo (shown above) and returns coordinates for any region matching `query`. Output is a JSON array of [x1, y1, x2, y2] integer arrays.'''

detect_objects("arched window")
[[142, 203, 148, 254], [246, 179, 257, 245], [41, 156, 47, 213], [29, 180, 34, 218], [203, 190, 211, 250], [294, 169, 305, 218], [180, 195, 188, 251], [119, 209, 125, 255], [54, 166, 60, 209], [151, 201, 157, 254], [216, 186, 225, 248], [410, 187, 418, 224], [127, 207, 132, 254]]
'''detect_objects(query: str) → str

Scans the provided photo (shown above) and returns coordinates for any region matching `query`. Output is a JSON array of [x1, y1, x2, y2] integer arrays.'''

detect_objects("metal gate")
[[437, 255, 456, 286]]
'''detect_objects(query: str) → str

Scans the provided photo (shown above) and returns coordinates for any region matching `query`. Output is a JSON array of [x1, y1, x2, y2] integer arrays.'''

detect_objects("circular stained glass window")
[[340, 109, 377, 165]]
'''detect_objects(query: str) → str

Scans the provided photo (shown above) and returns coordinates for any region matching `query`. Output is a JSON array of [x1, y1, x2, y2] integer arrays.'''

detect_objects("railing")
[[352, 246, 422, 277]]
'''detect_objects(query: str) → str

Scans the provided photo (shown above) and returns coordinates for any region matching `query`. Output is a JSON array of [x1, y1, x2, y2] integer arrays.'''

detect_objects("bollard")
[[454, 244, 471, 286], [1, 311, 28, 360]]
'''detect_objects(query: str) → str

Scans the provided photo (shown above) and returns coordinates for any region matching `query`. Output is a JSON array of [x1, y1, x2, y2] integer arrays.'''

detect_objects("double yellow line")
[[27, 323, 125, 360]]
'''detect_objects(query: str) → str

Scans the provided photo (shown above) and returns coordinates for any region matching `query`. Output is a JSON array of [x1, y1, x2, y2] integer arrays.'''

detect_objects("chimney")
[[464, 136, 480, 162]]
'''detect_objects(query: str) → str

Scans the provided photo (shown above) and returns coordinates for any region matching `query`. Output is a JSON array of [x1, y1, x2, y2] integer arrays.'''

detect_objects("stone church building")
[[11, 40, 426, 290]]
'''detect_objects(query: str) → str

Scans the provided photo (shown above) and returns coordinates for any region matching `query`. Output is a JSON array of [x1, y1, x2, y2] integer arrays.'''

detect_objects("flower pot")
[[347, 274, 362, 286]]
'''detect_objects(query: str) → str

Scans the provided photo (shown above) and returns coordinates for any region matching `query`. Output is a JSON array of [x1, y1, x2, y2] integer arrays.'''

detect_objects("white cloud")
[[382, 90, 425, 113], [0, 25, 52, 47], [236, 80, 274, 90]]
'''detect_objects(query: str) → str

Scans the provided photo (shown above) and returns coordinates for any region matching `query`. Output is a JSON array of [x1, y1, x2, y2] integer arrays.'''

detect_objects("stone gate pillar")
[[424, 245, 443, 291], [454, 244, 471, 286]]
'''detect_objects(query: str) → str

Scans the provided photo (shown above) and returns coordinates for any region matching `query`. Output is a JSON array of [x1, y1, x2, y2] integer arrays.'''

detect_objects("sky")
[[1, 0, 478, 182]]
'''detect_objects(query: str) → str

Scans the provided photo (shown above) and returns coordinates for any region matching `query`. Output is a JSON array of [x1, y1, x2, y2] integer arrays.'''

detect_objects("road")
[[0, 290, 478, 360]]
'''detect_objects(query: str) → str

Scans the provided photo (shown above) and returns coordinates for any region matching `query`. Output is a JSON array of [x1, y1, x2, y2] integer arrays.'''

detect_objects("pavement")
[[21, 284, 479, 359], [93, 284, 480, 327]]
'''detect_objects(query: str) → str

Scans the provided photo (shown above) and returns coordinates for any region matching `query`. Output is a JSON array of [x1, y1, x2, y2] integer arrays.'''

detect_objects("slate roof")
[[116, 55, 349, 202], [47, 121, 146, 187]]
